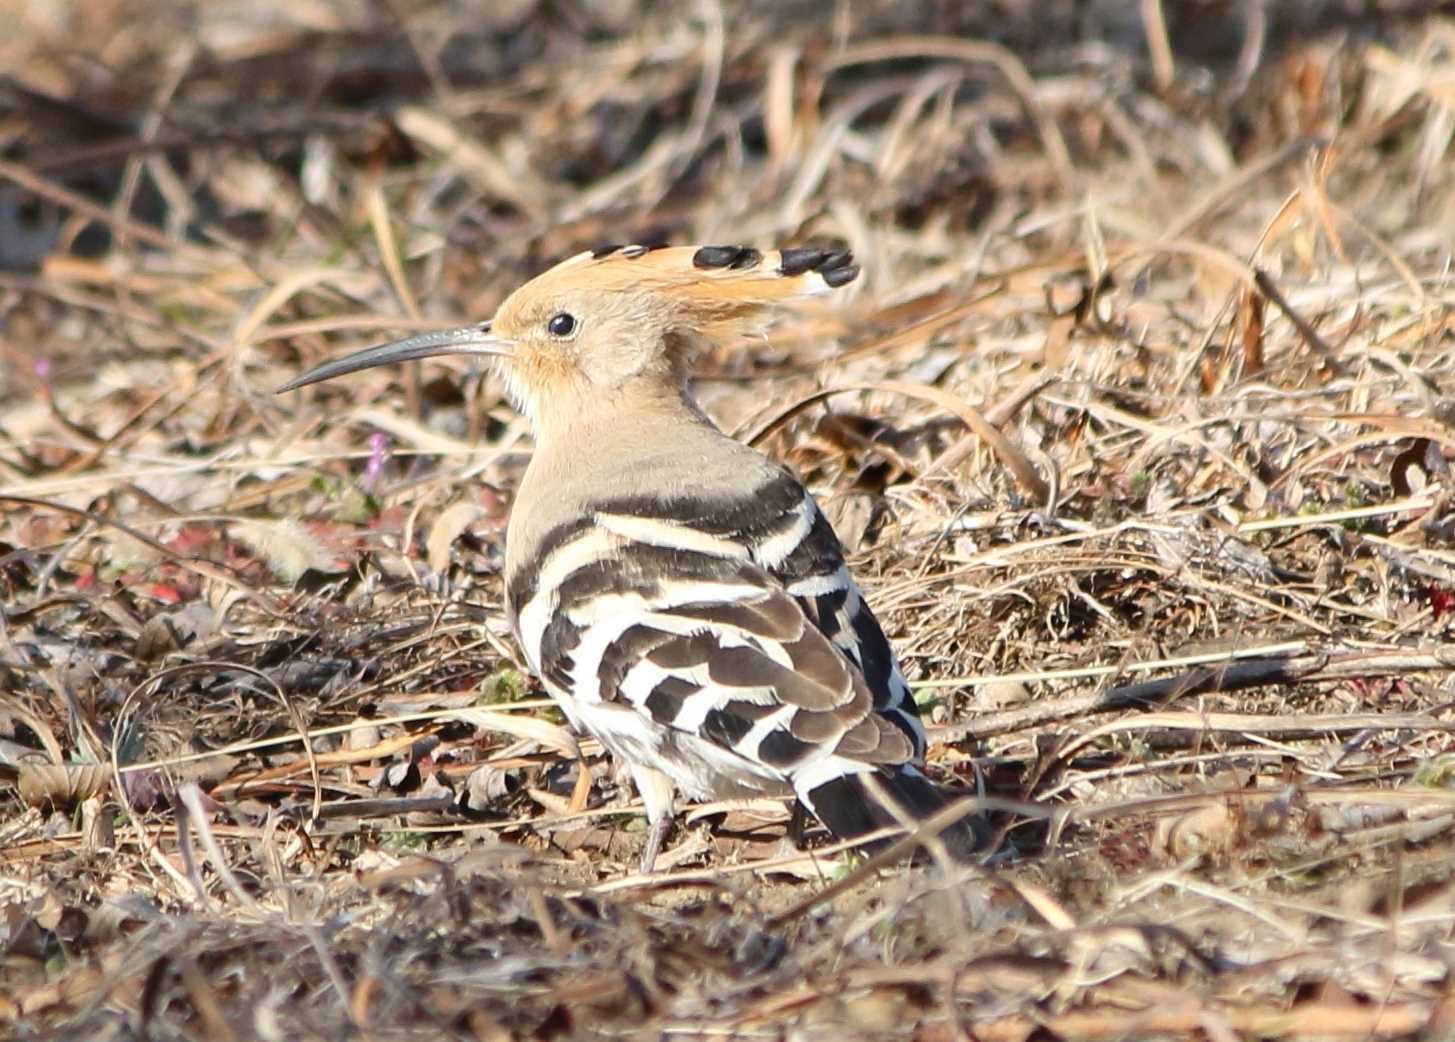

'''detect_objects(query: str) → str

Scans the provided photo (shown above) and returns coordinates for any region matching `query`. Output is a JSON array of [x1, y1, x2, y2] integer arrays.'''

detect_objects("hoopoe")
[[281, 243, 985, 870]]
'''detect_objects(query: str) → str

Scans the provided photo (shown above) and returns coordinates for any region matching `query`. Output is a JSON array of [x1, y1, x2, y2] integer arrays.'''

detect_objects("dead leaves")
[[426, 500, 486, 573], [15, 763, 110, 808]]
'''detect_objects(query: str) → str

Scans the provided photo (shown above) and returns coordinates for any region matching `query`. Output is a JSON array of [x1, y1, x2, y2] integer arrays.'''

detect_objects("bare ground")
[[2, 2, 1455, 1039]]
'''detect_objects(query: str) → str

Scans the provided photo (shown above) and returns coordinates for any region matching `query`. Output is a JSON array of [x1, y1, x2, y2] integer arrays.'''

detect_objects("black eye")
[[547, 313, 576, 337]]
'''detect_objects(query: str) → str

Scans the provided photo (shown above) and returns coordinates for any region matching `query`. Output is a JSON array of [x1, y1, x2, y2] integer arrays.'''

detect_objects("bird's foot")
[[638, 815, 671, 874]]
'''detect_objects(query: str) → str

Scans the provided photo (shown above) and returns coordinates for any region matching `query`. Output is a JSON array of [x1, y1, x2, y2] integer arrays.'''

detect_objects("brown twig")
[[936, 647, 1455, 743]]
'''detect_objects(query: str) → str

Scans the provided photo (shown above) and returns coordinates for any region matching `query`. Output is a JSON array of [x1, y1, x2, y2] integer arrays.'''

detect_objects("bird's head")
[[279, 244, 858, 424]]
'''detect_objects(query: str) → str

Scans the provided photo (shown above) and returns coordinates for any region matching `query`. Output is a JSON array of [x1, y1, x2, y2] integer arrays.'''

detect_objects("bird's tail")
[[797, 765, 989, 860]]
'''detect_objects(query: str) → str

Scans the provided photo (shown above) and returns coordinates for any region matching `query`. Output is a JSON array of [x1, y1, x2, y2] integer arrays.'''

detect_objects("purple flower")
[[363, 432, 390, 492]]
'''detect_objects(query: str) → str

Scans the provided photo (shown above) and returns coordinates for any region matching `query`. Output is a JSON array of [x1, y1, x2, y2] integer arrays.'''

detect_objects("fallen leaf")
[[427, 500, 485, 573], [16, 763, 111, 808]]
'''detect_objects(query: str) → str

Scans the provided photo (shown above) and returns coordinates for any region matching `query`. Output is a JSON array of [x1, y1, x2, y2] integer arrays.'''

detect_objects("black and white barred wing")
[[727, 472, 927, 758], [507, 509, 916, 800]]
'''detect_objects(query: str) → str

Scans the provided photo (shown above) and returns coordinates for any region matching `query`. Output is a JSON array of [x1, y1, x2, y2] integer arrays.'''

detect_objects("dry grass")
[[3, 2, 1455, 1039]]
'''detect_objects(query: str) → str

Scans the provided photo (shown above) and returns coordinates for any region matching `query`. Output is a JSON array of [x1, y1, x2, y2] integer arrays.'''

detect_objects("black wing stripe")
[[644, 677, 699, 725], [701, 706, 755, 747], [597, 623, 675, 702], [766, 507, 842, 583], [701, 700, 782, 748], [507, 514, 597, 621], [759, 729, 815, 769], [538, 613, 581, 691], [588, 470, 803, 539], [848, 604, 894, 702], [805, 587, 850, 642]]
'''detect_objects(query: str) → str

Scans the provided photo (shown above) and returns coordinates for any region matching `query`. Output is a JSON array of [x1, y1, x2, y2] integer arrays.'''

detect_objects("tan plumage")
[[516, 244, 856, 319], [282, 243, 983, 871], [484, 244, 856, 429]]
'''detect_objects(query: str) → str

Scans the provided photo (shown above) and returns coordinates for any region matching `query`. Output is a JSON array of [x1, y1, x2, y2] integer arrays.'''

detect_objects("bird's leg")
[[628, 764, 676, 874], [640, 816, 670, 875]]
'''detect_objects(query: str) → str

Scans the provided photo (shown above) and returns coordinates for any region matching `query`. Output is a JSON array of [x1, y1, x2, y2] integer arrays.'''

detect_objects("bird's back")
[[503, 400, 934, 820]]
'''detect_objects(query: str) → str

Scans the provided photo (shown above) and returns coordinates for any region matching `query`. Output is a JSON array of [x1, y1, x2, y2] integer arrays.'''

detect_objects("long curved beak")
[[276, 322, 512, 393]]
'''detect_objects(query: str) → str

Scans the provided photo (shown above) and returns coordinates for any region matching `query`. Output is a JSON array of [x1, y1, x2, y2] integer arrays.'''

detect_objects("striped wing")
[[506, 470, 926, 791], [724, 470, 928, 758]]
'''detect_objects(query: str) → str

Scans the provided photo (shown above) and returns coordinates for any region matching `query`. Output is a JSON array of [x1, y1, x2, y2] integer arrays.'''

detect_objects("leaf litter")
[[1, 2, 1454, 1039]]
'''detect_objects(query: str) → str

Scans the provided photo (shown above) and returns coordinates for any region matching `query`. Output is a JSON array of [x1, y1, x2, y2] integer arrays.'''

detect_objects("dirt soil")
[[2, 2, 1455, 1039]]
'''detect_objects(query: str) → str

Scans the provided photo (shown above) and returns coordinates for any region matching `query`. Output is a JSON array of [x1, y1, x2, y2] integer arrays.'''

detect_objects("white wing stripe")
[[595, 512, 748, 558], [749, 497, 816, 568], [516, 527, 620, 664], [787, 564, 854, 598]]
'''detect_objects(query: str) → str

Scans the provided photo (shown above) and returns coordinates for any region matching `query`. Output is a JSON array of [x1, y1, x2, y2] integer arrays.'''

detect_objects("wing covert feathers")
[[508, 468, 920, 788]]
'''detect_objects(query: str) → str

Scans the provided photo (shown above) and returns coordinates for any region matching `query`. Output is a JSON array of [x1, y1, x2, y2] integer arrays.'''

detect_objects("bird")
[[280, 243, 985, 871]]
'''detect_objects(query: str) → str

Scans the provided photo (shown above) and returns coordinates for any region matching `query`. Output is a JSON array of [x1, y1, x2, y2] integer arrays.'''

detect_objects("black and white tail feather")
[[280, 242, 988, 870]]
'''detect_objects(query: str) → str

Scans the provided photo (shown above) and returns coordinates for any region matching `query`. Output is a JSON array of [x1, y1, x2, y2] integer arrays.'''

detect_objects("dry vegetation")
[[3, 1, 1455, 1039]]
